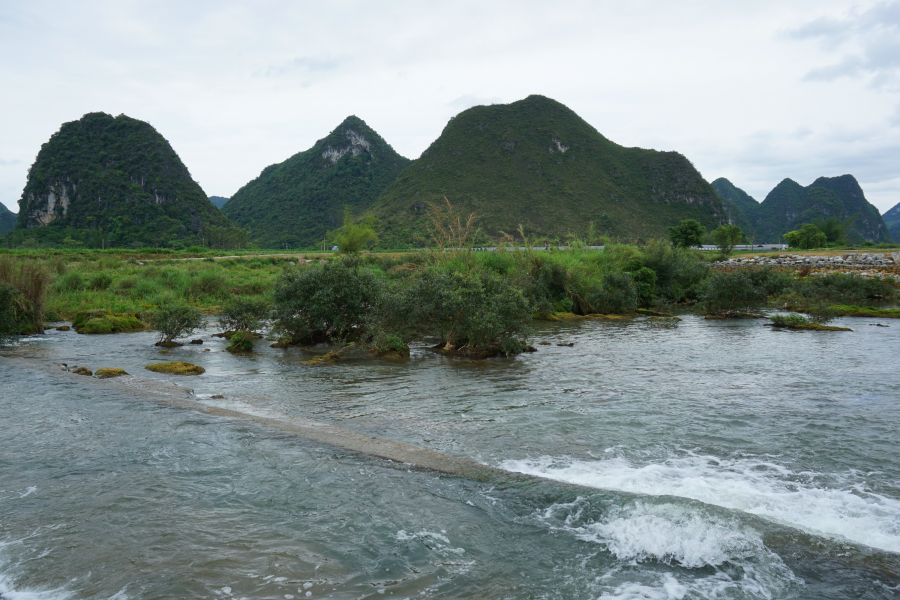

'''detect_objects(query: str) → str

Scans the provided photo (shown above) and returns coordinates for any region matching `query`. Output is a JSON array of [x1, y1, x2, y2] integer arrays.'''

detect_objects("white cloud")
[[0, 0, 898, 214]]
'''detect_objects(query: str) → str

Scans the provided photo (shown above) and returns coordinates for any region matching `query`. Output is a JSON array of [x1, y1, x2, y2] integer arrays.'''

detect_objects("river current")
[[1, 315, 899, 599]]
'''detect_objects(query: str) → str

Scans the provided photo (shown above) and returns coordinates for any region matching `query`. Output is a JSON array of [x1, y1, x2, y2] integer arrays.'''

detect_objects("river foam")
[[501, 453, 900, 553], [534, 498, 800, 599]]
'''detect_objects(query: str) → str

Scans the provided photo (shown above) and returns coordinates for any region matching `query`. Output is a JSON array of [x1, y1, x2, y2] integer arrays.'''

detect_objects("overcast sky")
[[1, 0, 899, 215]]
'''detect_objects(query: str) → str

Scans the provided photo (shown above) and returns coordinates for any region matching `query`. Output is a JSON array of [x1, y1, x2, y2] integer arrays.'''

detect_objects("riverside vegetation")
[[1, 203, 898, 356]]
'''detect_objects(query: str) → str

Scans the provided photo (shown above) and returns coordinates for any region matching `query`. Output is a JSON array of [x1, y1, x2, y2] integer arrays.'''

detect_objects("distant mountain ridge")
[[0, 203, 16, 236], [712, 175, 891, 244], [368, 95, 729, 245], [750, 175, 890, 243], [223, 116, 411, 248], [11, 112, 236, 247], [209, 196, 229, 209], [884, 201, 900, 242], [710, 178, 756, 236]]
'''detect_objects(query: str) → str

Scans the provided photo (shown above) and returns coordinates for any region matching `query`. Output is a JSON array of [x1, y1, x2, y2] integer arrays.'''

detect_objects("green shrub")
[[0, 283, 24, 344], [700, 269, 767, 316], [271, 258, 381, 344], [54, 271, 85, 292], [668, 219, 706, 248], [788, 273, 897, 306], [784, 224, 827, 249], [219, 296, 270, 333], [226, 332, 254, 352], [639, 240, 710, 303], [131, 279, 157, 300], [150, 304, 205, 344], [585, 272, 639, 314], [371, 268, 531, 357], [187, 271, 227, 298], [88, 272, 113, 291], [72, 310, 144, 334], [770, 313, 810, 326]]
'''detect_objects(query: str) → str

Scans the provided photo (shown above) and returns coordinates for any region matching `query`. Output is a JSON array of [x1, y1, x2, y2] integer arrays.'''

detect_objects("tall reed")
[[0, 256, 52, 332]]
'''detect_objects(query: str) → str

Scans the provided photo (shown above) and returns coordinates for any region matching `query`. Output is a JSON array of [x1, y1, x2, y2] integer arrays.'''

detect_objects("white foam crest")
[[0, 573, 74, 600], [577, 504, 759, 569], [537, 501, 800, 599], [501, 454, 900, 552]]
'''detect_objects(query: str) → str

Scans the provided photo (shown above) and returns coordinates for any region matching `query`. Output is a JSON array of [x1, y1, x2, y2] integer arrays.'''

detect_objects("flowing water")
[[1, 315, 899, 599]]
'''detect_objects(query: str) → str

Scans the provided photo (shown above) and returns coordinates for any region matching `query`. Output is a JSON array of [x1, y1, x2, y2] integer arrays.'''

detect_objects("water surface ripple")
[[1, 315, 898, 598]]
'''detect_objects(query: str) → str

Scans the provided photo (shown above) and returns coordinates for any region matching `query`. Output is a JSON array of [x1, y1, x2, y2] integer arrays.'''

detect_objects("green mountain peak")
[[11, 111, 235, 247], [369, 95, 729, 245], [223, 116, 411, 248]]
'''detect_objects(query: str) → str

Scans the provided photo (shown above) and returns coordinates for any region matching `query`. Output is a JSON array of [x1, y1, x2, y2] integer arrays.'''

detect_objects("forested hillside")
[[8, 112, 241, 248], [368, 95, 729, 246], [751, 175, 891, 243], [223, 116, 411, 248]]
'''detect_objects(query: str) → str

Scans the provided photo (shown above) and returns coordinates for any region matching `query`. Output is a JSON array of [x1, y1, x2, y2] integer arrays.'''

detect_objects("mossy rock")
[[71, 366, 92, 376], [636, 308, 673, 317], [95, 368, 128, 379], [145, 361, 205, 375], [301, 351, 343, 365], [829, 305, 900, 318], [371, 346, 410, 360], [56, 325, 71, 331], [73, 310, 144, 334], [770, 323, 852, 331], [154, 341, 183, 348]]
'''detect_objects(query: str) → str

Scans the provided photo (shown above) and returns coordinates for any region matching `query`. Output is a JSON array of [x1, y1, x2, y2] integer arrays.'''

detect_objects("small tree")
[[334, 207, 378, 253], [784, 224, 827, 249], [711, 224, 743, 256], [150, 303, 205, 345], [811, 214, 858, 245], [220, 296, 270, 352], [219, 296, 270, 333], [668, 219, 706, 248]]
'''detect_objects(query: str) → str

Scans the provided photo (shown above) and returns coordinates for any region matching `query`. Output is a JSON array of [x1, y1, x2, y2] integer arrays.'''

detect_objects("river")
[[1, 314, 898, 599]]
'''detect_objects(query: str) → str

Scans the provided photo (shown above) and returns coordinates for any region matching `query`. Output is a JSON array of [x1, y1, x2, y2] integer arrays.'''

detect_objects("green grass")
[[829, 305, 900, 318], [37, 253, 294, 318]]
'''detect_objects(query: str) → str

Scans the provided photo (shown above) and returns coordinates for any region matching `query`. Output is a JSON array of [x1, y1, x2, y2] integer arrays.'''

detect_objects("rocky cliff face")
[[16, 112, 235, 246]]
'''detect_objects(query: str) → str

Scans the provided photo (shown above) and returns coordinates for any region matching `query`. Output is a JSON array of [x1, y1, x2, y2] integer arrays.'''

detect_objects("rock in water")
[[144, 361, 205, 375], [94, 368, 128, 379], [71, 366, 92, 376]]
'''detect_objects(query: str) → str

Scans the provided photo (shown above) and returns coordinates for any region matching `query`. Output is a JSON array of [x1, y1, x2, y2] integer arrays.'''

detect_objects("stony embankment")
[[716, 252, 900, 281]]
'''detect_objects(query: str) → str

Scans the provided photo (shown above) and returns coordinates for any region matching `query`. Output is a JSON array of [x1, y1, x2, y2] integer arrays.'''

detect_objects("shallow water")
[[1, 315, 899, 598]]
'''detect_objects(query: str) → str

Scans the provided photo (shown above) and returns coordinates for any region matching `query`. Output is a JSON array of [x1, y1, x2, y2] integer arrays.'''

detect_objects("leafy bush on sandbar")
[[150, 304, 204, 344], [370, 268, 532, 357], [700, 269, 767, 316], [271, 258, 380, 345]]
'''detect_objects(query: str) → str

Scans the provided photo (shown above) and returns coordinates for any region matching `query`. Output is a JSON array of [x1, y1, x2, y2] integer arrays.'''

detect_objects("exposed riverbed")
[[1, 315, 899, 599]]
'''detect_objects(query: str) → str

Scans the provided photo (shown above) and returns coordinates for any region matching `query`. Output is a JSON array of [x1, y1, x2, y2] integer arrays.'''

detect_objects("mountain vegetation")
[[883, 201, 900, 242], [367, 95, 730, 246], [6, 112, 241, 248], [222, 116, 411, 248], [711, 178, 756, 237], [209, 196, 229, 209], [746, 175, 890, 244], [0, 204, 16, 236]]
